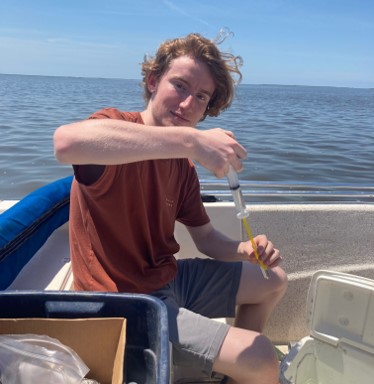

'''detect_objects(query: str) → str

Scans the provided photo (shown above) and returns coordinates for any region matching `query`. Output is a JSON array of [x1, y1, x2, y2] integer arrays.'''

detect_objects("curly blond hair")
[[141, 33, 242, 119]]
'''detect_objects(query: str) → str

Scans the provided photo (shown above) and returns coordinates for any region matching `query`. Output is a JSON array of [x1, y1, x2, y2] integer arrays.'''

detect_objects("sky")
[[0, 0, 373, 88]]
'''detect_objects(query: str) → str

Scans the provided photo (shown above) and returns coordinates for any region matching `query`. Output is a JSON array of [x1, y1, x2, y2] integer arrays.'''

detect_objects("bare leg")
[[212, 263, 288, 383], [213, 327, 279, 384], [235, 263, 288, 331]]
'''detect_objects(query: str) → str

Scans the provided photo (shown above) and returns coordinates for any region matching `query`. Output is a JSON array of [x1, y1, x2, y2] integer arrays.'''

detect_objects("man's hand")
[[238, 234, 282, 268], [193, 128, 247, 177]]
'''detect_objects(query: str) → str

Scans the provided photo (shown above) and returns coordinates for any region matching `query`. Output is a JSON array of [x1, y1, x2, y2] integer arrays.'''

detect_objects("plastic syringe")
[[227, 166, 270, 279]]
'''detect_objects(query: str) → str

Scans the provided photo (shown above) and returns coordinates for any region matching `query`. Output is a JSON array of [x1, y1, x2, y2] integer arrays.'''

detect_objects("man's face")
[[145, 56, 215, 127]]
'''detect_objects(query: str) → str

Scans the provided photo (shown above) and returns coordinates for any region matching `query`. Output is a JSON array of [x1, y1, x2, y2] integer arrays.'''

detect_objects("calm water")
[[1, 74, 373, 201]]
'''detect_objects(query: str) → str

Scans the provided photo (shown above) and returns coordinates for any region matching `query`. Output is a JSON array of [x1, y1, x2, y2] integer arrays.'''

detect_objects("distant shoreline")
[[1, 72, 372, 90]]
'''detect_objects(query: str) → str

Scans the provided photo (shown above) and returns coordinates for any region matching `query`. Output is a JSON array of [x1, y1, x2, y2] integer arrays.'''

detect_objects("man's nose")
[[179, 94, 195, 109]]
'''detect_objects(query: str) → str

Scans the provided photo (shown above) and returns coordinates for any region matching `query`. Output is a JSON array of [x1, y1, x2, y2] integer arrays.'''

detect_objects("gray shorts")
[[150, 258, 243, 376]]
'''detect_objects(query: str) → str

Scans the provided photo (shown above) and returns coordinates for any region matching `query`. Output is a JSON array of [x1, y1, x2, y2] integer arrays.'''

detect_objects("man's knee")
[[215, 329, 279, 383], [238, 334, 279, 383]]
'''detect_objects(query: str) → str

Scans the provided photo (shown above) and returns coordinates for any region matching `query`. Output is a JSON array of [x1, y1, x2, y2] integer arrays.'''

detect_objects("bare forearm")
[[194, 227, 244, 262], [192, 226, 282, 269], [54, 119, 197, 165]]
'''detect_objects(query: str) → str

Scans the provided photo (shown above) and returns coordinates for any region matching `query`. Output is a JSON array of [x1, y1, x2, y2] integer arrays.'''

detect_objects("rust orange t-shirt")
[[70, 108, 210, 293]]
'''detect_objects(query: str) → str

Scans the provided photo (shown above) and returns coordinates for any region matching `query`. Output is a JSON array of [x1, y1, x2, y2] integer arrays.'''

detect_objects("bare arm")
[[53, 119, 247, 177], [187, 222, 282, 267], [54, 118, 194, 165]]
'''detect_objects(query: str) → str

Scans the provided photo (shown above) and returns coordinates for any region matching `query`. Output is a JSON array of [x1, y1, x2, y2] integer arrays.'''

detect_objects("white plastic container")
[[281, 270, 374, 384]]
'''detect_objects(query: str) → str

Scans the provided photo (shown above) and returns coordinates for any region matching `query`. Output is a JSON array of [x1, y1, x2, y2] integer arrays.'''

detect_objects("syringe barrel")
[[227, 167, 249, 219], [227, 166, 240, 189]]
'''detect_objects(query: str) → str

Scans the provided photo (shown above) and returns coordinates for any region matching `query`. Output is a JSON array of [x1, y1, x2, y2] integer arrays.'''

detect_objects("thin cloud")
[[162, 0, 212, 27], [163, 0, 189, 16]]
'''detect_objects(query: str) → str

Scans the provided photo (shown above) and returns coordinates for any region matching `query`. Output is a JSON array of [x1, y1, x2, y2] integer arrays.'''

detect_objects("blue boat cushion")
[[0, 176, 73, 289]]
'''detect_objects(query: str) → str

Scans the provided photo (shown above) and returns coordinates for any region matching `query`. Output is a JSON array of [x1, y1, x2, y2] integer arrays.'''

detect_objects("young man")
[[54, 33, 287, 383]]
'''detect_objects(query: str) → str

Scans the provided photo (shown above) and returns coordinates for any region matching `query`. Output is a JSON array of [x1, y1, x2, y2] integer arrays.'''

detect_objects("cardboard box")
[[0, 317, 126, 384]]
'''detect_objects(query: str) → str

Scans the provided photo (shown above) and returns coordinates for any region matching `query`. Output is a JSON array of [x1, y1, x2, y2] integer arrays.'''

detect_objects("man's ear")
[[146, 73, 158, 94]]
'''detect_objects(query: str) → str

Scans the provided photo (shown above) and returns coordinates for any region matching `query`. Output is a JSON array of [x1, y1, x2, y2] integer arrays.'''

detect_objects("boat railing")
[[199, 179, 374, 203]]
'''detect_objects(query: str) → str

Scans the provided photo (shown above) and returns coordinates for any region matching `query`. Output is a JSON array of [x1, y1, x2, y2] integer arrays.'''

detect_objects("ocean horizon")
[[2, 72, 373, 90]]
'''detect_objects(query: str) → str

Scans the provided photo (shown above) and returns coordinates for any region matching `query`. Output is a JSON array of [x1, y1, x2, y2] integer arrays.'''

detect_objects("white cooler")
[[280, 270, 374, 384]]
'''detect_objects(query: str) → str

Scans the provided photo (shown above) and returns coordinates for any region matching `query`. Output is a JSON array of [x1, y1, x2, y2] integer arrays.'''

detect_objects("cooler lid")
[[306, 270, 374, 352]]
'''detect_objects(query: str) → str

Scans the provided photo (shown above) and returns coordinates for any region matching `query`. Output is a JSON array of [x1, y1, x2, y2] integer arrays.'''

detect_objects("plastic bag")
[[0, 334, 89, 384]]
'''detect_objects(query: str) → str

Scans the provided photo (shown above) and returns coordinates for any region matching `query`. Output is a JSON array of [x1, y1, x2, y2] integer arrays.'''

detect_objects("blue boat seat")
[[0, 176, 73, 289]]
